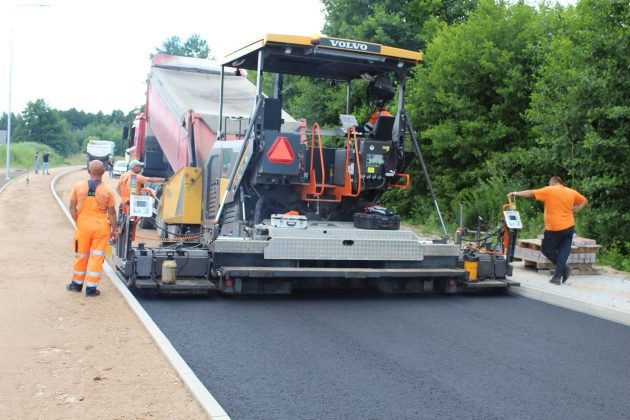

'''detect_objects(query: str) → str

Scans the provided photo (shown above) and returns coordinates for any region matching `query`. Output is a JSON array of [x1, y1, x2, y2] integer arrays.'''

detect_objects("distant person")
[[116, 160, 165, 215], [509, 176, 588, 285], [364, 99, 392, 134], [34, 152, 40, 174], [67, 160, 118, 297], [107, 155, 114, 178], [42, 151, 50, 175]]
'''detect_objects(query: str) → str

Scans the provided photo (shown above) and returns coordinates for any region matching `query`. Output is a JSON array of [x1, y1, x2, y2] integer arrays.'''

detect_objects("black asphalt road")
[[138, 291, 630, 419]]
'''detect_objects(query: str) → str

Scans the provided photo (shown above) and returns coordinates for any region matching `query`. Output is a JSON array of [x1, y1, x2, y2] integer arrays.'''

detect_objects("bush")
[[0, 142, 87, 171], [598, 242, 630, 273], [0, 142, 57, 171]]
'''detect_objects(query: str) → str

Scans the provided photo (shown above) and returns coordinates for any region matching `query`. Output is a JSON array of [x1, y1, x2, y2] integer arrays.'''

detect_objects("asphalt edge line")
[[509, 284, 630, 327], [51, 168, 230, 420]]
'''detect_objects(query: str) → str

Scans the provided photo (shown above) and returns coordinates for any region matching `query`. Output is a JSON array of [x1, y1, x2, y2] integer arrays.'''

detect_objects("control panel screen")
[[366, 154, 384, 165]]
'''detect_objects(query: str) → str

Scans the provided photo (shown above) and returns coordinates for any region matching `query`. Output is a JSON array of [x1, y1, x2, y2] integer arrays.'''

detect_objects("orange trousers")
[[72, 220, 109, 287]]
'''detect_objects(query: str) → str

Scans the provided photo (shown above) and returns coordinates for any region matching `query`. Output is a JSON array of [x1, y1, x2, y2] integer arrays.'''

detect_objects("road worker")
[[67, 160, 118, 297], [116, 160, 165, 214], [509, 176, 588, 285]]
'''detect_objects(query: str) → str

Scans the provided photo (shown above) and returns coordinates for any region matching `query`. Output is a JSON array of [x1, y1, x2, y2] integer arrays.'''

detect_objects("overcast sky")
[[0, 0, 326, 115], [0, 0, 577, 116]]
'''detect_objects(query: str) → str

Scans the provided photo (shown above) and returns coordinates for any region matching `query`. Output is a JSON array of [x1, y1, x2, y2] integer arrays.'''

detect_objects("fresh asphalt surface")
[[138, 290, 630, 419]]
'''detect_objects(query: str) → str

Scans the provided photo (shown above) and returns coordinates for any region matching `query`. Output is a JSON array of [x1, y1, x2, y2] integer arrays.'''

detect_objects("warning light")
[[267, 136, 295, 164]]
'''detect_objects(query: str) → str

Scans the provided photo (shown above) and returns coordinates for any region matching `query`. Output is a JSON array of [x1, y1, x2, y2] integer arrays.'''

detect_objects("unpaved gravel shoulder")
[[0, 167, 207, 419]]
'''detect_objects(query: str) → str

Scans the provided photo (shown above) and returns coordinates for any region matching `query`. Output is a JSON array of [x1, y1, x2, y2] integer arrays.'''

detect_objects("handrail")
[[347, 128, 362, 197], [309, 123, 325, 196], [389, 173, 411, 189], [214, 97, 263, 224]]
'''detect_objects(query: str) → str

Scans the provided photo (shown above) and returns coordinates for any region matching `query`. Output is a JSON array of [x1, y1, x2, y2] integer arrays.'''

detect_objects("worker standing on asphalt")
[[67, 160, 118, 296], [116, 160, 165, 215], [509, 176, 588, 285]]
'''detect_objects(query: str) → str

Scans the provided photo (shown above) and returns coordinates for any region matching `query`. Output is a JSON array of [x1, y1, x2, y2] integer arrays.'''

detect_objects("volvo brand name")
[[330, 40, 368, 50], [319, 37, 381, 53]]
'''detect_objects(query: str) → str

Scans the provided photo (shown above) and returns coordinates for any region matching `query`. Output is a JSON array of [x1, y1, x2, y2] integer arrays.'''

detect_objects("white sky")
[[0, 0, 326, 115], [0, 0, 578, 116]]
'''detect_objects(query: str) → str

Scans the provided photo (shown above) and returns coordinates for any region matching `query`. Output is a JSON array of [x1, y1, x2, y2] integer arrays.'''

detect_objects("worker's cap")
[[129, 159, 144, 169]]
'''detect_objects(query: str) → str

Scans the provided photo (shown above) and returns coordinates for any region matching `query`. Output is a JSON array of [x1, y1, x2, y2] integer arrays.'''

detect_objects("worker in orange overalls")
[[67, 160, 118, 297], [364, 99, 392, 134], [116, 159, 165, 215]]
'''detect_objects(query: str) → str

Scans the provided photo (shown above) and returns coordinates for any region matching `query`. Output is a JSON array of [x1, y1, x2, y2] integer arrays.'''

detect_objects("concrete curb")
[[509, 284, 630, 327], [51, 168, 230, 420], [0, 175, 18, 195]]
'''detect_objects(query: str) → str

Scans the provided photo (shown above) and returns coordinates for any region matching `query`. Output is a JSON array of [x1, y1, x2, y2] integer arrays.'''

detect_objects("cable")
[[177, 250, 190, 275], [461, 225, 501, 243], [132, 217, 203, 242]]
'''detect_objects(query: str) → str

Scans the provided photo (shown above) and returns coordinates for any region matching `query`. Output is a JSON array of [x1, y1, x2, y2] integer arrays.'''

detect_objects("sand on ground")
[[0, 166, 208, 419]]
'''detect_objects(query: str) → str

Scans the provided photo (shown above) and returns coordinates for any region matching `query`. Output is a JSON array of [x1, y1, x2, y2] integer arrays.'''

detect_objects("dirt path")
[[0, 167, 207, 419]]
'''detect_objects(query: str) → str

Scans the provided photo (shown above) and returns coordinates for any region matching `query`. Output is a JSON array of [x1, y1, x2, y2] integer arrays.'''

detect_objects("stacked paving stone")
[[514, 235, 601, 274]]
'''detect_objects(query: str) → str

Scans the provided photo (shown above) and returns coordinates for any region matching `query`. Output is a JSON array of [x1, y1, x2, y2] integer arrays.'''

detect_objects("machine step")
[[221, 266, 465, 279]]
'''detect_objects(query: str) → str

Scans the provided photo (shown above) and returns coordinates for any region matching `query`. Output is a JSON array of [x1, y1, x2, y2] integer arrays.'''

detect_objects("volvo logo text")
[[319, 37, 382, 53], [329, 39, 368, 51]]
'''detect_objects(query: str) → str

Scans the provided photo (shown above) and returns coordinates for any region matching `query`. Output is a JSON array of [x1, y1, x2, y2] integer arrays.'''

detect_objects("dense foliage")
[[526, 0, 630, 247], [1, 100, 136, 159], [154, 34, 213, 59], [317, 0, 629, 259]]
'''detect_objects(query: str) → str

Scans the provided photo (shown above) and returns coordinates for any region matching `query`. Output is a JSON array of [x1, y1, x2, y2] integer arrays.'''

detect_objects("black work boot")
[[85, 286, 101, 297], [549, 276, 562, 285], [562, 266, 572, 283], [66, 281, 83, 293]]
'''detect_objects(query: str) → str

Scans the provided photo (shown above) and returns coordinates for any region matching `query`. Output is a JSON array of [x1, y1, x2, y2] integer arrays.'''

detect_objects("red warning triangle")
[[267, 136, 295, 164]]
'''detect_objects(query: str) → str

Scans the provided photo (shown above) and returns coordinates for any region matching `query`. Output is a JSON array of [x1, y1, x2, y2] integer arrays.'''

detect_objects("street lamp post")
[[5, 24, 14, 180], [5, 4, 50, 180]]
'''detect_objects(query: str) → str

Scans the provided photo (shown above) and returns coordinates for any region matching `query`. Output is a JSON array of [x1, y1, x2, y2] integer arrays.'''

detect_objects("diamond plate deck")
[[264, 237, 423, 260], [211, 221, 460, 261]]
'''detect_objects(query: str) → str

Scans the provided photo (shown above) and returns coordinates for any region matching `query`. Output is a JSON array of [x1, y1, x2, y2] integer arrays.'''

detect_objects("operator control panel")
[[503, 210, 523, 230], [359, 140, 392, 182]]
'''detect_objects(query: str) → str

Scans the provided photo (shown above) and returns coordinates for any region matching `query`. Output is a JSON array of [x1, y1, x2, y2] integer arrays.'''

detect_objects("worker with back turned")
[[67, 160, 118, 296], [509, 176, 588, 285]]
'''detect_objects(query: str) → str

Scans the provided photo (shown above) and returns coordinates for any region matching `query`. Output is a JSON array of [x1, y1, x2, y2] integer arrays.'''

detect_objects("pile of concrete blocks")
[[514, 235, 601, 273]]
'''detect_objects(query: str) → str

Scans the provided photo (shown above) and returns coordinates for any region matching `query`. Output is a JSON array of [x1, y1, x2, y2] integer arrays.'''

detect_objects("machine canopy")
[[221, 34, 423, 80]]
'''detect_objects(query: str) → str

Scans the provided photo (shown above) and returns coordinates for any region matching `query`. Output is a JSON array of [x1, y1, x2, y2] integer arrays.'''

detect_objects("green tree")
[[154, 34, 213, 59], [280, 1, 478, 129], [19, 99, 72, 155], [67, 121, 127, 157], [322, 0, 478, 51], [527, 0, 630, 247], [401, 0, 548, 223], [1, 112, 18, 132], [59, 108, 91, 130]]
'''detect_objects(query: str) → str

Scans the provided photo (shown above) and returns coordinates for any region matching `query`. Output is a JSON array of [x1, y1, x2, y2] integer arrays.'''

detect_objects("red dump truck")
[[116, 35, 520, 295], [126, 54, 299, 178]]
